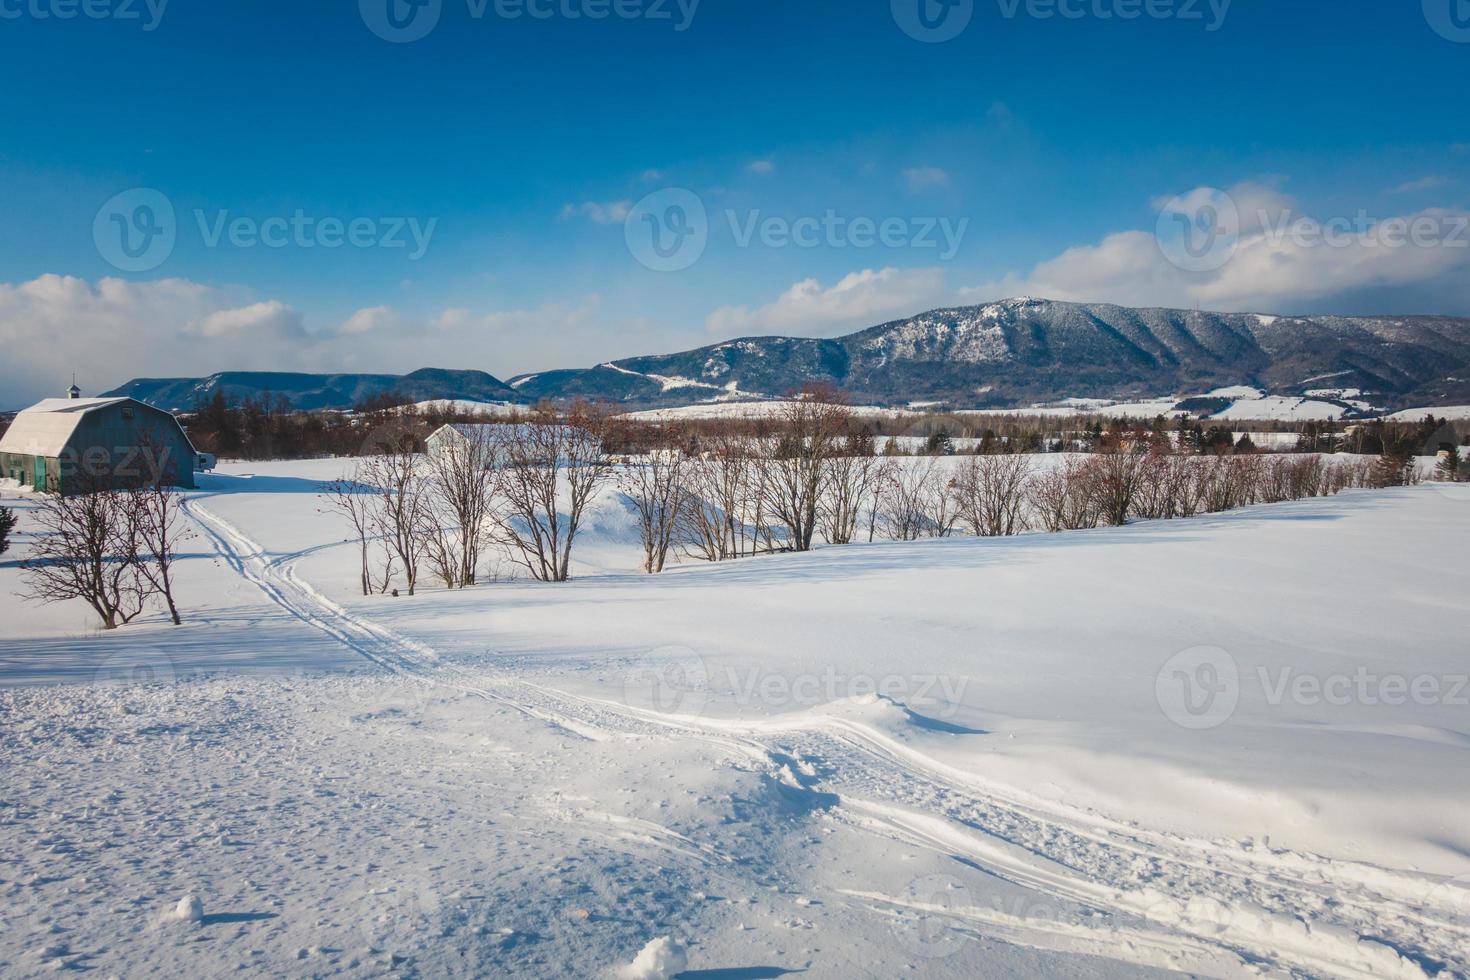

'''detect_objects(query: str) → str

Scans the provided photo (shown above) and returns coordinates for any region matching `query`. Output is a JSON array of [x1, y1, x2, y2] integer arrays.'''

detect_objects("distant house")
[[0, 386, 198, 493], [426, 422, 591, 463], [1421, 421, 1461, 458], [426, 423, 498, 461]]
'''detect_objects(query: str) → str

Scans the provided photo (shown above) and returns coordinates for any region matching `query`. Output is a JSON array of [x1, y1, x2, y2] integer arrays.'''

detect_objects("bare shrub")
[[676, 437, 774, 561], [126, 481, 190, 625], [619, 442, 688, 574], [1080, 449, 1151, 526], [493, 404, 614, 582], [820, 439, 886, 545], [1028, 457, 1101, 532], [877, 457, 958, 540], [321, 468, 394, 596], [21, 488, 147, 630], [426, 426, 498, 587], [953, 452, 1031, 536], [360, 445, 432, 596], [757, 390, 852, 552]]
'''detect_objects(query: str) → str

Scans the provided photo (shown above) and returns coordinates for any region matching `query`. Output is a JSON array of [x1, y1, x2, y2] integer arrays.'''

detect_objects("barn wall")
[[59, 403, 196, 492]]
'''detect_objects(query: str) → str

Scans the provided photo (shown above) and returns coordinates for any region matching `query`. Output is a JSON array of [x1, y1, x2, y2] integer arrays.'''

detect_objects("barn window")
[[121, 406, 135, 420]]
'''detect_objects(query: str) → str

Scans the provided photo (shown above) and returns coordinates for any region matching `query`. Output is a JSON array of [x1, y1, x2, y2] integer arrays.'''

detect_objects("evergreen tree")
[[0, 505, 15, 557], [1435, 446, 1461, 483]]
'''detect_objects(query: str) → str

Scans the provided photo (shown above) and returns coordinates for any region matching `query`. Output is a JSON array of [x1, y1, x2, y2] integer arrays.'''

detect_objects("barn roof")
[[0, 396, 144, 457]]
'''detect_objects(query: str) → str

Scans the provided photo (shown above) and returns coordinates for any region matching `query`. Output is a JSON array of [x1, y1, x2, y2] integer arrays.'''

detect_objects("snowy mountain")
[[103, 368, 520, 412], [512, 298, 1470, 409], [107, 299, 1470, 411]]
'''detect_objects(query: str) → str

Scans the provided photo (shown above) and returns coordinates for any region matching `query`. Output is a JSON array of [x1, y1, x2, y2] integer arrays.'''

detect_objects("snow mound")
[[174, 895, 203, 922], [618, 936, 687, 980]]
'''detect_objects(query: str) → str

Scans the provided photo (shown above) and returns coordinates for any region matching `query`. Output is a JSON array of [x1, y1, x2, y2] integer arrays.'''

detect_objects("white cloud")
[[560, 200, 632, 224], [1388, 175, 1455, 195], [0, 276, 312, 406], [963, 181, 1470, 314], [336, 305, 401, 335], [705, 267, 948, 338], [0, 276, 667, 408], [189, 300, 304, 340], [747, 158, 776, 176], [902, 166, 951, 193], [640, 169, 666, 181]]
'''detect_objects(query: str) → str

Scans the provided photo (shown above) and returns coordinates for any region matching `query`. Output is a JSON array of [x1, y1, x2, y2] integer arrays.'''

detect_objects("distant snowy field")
[[2, 461, 1469, 978]]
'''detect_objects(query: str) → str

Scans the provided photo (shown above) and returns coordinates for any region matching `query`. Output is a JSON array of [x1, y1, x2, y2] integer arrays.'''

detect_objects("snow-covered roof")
[[0, 396, 137, 457]]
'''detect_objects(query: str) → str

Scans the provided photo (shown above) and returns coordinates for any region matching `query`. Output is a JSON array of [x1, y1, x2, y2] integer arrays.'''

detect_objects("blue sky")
[[1, 0, 1468, 403]]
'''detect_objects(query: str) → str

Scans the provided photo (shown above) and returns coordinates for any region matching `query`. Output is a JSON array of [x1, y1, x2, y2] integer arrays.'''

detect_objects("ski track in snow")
[[182, 494, 1468, 980]]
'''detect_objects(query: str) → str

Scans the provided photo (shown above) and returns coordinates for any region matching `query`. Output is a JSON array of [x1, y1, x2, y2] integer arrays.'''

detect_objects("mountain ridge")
[[103, 298, 1470, 412]]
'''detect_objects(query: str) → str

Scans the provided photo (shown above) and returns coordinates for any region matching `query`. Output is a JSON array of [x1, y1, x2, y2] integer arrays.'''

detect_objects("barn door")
[[34, 457, 47, 491]]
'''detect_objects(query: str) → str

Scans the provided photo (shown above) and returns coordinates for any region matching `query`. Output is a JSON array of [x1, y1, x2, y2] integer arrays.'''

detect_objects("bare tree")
[[676, 436, 772, 562], [426, 425, 498, 587], [493, 403, 613, 582], [127, 481, 191, 626], [321, 469, 386, 596], [1081, 446, 1151, 526], [820, 435, 885, 545], [877, 457, 959, 540], [360, 444, 432, 596], [759, 388, 851, 552], [1028, 457, 1101, 532], [619, 440, 688, 574], [953, 452, 1032, 537], [21, 487, 147, 630]]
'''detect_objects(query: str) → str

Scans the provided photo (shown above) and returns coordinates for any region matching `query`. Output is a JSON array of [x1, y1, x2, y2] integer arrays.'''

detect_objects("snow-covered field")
[[2, 462, 1469, 978]]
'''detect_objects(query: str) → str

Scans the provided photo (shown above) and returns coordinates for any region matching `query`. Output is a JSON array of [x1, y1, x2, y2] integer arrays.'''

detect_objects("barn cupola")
[[67, 376, 81, 399]]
